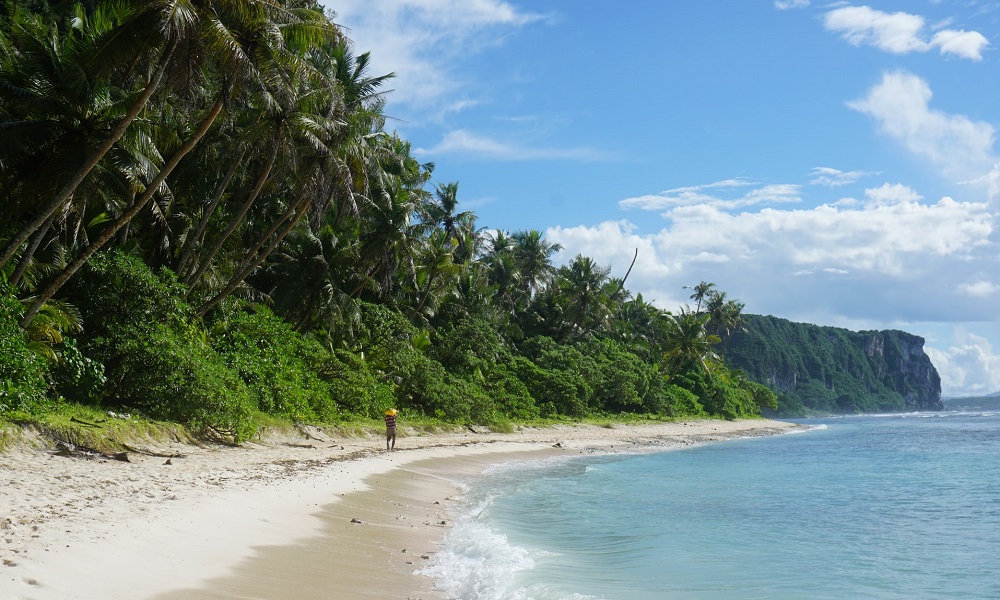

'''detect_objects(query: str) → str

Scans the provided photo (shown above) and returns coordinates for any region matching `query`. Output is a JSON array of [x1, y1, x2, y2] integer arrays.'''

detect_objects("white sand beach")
[[0, 419, 802, 599]]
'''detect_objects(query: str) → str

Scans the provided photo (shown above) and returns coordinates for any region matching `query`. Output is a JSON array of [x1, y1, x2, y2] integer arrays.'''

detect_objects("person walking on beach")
[[384, 408, 397, 451]]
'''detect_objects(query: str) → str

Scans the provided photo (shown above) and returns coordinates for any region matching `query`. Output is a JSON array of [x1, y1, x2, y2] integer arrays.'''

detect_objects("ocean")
[[421, 412, 1000, 599]]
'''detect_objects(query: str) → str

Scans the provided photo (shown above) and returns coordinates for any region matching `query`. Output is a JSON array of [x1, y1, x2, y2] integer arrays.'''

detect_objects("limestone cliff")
[[723, 314, 943, 416]]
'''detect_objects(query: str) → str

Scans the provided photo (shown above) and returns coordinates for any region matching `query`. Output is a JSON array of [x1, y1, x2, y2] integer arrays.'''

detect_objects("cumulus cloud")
[[848, 71, 997, 180], [414, 129, 612, 161], [925, 328, 1000, 396], [823, 5, 989, 60], [551, 184, 995, 314], [549, 191, 998, 394]]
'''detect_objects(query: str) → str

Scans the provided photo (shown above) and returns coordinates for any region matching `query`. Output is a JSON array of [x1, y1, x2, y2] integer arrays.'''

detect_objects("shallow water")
[[423, 413, 1000, 599]]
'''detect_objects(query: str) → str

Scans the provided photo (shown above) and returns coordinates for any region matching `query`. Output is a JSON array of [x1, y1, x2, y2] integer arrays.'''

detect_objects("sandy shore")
[[0, 419, 802, 599]]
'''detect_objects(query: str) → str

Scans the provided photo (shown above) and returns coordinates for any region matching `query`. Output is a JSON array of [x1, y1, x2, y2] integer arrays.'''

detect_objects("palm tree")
[[705, 291, 745, 347], [20, 1, 338, 327], [557, 255, 612, 342], [686, 280, 716, 314], [420, 182, 473, 240], [0, 2, 178, 270], [512, 229, 562, 298], [662, 307, 721, 380]]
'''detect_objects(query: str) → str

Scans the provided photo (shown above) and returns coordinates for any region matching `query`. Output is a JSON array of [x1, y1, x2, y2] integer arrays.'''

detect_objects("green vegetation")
[[0, 2, 776, 443], [724, 315, 942, 416]]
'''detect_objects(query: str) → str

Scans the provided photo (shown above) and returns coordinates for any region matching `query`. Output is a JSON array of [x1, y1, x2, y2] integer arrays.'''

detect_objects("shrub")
[[315, 349, 396, 419], [67, 251, 257, 442], [211, 305, 332, 421], [0, 288, 49, 413]]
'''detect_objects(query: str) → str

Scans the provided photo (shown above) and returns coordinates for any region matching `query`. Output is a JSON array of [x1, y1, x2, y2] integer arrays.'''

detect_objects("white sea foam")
[[418, 497, 535, 600]]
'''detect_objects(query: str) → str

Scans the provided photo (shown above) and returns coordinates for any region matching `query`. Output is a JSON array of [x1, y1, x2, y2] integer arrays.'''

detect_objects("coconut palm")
[[20, 1, 338, 327], [512, 229, 562, 298], [662, 307, 721, 380], [557, 255, 612, 342]]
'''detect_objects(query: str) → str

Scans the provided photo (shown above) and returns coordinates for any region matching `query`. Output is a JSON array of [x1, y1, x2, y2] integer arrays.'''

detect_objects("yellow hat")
[[385, 408, 397, 416]]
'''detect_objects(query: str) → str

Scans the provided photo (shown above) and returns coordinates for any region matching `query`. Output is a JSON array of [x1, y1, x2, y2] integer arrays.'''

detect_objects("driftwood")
[[53, 441, 132, 462], [119, 443, 186, 459], [294, 423, 328, 442]]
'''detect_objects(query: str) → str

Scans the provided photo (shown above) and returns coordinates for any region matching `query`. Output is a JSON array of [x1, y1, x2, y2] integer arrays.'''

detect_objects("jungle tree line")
[[0, 1, 775, 440]]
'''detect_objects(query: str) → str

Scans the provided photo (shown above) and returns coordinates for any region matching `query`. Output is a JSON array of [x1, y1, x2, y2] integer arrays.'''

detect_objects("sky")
[[321, 0, 1000, 398]]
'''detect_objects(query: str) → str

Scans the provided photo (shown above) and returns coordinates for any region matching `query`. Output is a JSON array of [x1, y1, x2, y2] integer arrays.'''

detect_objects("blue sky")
[[323, 0, 1000, 397]]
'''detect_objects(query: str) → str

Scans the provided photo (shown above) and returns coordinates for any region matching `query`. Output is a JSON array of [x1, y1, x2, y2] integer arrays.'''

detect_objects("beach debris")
[[350, 518, 363, 524], [401, 549, 406, 553], [120, 444, 185, 459], [164, 459, 172, 465], [552, 442, 563, 448], [70, 416, 103, 428], [421, 555, 430, 559], [52, 441, 133, 462], [295, 423, 329, 442]]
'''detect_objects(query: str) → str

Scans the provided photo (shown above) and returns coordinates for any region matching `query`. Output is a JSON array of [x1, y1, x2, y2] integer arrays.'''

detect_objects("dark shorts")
[[386, 427, 396, 438]]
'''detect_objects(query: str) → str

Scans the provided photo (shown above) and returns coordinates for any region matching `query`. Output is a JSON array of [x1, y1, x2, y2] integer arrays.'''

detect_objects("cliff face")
[[724, 315, 943, 416]]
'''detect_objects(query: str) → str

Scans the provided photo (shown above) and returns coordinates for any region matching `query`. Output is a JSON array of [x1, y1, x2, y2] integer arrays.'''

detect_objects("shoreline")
[[0, 419, 803, 599]]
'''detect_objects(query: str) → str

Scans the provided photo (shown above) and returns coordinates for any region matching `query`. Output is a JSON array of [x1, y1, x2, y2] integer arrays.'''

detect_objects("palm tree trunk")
[[20, 96, 225, 329], [197, 195, 311, 317], [9, 214, 55, 288], [176, 146, 247, 278], [183, 143, 278, 288], [0, 39, 177, 270]]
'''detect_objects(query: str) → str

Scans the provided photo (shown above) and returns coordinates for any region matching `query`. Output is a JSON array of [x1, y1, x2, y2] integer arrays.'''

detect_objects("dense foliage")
[[0, 2, 776, 441], [724, 315, 942, 416]]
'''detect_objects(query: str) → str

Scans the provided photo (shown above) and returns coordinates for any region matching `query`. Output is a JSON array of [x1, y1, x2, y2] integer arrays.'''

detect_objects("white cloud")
[[414, 129, 612, 161], [957, 280, 1000, 298], [863, 182, 921, 206], [325, 0, 548, 111], [823, 6, 989, 60], [925, 328, 1000, 396], [825, 6, 928, 54], [618, 179, 801, 211], [550, 186, 994, 315], [549, 195, 998, 395], [930, 29, 990, 61], [809, 167, 876, 187], [775, 0, 810, 9], [848, 71, 997, 179]]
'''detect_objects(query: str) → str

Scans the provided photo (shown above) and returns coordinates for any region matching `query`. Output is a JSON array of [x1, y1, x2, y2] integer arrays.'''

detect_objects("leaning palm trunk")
[[20, 97, 225, 328], [0, 40, 177, 270], [183, 143, 278, 289], [9, 214, 55, 288], [176, 146, 248, 278], [198, 194, 311, 317]]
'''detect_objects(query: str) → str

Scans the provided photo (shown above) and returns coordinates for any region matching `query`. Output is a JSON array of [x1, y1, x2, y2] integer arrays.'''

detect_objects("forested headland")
[[1, 1, 781, 442], [724, 315, 943, 416]]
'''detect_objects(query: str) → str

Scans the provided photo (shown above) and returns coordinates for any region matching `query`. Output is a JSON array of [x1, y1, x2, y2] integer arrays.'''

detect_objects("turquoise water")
[[422, 413, 1000, 599]]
